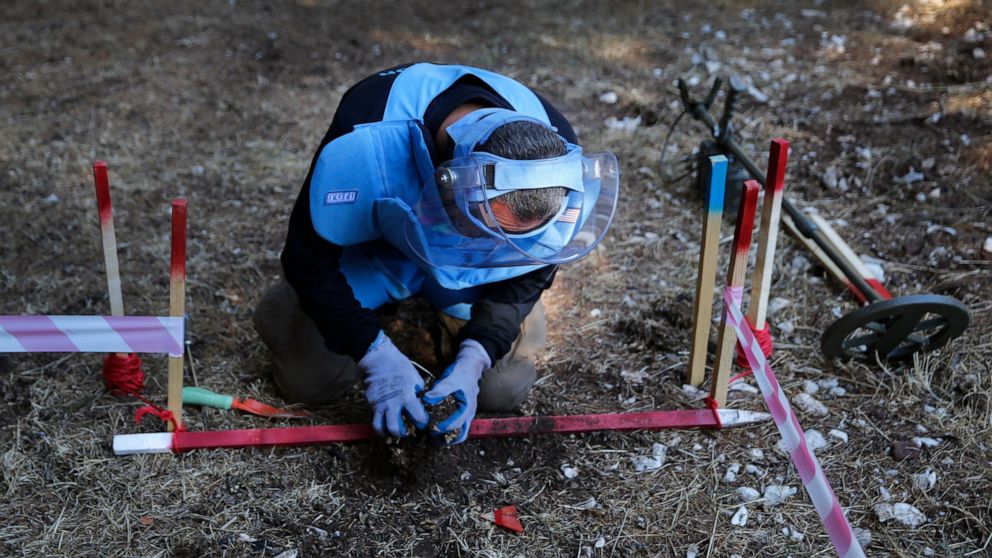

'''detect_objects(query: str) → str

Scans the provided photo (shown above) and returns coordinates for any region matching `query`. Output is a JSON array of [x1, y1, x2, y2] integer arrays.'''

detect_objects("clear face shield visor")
[[403, 148, 620, 268]]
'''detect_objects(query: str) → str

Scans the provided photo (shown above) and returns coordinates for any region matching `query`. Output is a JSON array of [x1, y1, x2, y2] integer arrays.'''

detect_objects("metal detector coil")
[[674, 76, 972, 364]]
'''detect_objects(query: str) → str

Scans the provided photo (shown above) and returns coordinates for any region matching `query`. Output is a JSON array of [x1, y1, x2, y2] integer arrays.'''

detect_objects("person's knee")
[[477, 358, 537, 411]]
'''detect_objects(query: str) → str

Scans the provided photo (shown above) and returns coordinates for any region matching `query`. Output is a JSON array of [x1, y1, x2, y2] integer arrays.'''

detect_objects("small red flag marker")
[[481, 505, 523, 533]]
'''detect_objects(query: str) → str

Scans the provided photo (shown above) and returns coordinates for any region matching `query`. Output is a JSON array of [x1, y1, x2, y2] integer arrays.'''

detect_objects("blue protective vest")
[[308, 63, 555, 291]]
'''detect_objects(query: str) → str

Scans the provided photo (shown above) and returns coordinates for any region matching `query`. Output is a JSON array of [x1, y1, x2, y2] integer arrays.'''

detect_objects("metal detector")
[[674, 76, 970, 363]]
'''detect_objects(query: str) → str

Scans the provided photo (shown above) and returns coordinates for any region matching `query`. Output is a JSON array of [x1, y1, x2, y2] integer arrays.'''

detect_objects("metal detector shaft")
[[681, 94, 883, 305]]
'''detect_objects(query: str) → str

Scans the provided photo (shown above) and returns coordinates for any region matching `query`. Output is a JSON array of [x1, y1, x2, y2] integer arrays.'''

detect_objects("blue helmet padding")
[[471, 150, 585, 194], [446, 108, 553, 159], [383, 63, 550, 124]]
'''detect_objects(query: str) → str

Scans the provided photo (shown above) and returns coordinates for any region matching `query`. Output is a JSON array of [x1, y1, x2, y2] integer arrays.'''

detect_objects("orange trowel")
[[182, 386, 310, 419]]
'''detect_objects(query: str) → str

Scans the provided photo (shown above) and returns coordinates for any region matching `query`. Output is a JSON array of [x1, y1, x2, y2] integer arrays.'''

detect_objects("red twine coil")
[[734, 321, 773, 371], [102, 353, 145, 396], [703, 395, 723, 428]]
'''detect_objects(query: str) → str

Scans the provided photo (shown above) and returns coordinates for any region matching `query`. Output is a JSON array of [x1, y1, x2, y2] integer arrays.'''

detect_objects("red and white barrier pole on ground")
[[724, 286, 866, 558]]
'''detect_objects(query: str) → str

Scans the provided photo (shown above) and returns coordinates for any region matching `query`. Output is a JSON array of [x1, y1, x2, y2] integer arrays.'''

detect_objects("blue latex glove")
[[358, 331, 429, 438], [423, 339, 491, 445]]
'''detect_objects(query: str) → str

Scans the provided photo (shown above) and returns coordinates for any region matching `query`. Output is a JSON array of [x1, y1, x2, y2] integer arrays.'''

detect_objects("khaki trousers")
[[253, 280, 545, 411]]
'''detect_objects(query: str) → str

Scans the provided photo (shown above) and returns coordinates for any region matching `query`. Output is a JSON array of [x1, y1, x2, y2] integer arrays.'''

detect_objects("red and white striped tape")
[[723, 286, 865, 558], [0, 316, 183, 356]]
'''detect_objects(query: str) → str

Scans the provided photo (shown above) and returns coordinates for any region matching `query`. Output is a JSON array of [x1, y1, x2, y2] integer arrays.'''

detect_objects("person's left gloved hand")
[[423, 339, 491, 445]]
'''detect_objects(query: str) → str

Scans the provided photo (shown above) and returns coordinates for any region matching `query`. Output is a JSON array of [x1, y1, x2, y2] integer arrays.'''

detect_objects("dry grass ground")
[[1, 1, 990, 556]]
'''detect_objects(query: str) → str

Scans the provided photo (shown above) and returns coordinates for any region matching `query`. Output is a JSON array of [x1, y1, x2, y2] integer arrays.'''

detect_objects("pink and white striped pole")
[[724, 286, 866, 558], [0, 315, 183, 355]]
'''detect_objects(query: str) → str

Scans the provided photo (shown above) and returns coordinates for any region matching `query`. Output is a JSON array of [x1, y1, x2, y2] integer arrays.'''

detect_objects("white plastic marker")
[[723, 286, 866, 558], [0, 316, 183, 356]]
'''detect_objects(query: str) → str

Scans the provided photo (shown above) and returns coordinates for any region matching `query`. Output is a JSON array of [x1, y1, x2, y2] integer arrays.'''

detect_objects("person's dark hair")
[[474, 121, 568, 223]]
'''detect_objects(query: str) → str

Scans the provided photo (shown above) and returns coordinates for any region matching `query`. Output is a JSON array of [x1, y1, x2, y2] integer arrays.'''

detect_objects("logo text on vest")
[[324, 190, 358, 205]]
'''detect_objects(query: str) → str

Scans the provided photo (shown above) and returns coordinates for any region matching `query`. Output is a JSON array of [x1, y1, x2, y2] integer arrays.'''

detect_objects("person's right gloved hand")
[[358, 331, 429, 438]]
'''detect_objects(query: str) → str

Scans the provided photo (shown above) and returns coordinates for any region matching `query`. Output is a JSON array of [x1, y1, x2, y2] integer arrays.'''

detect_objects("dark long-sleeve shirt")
[[280, 63, 576, 363]]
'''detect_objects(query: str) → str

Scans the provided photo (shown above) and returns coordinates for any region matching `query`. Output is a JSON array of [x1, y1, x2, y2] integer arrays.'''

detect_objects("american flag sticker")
[[559, 208, 580, 223], [324, 190, 358, 205]]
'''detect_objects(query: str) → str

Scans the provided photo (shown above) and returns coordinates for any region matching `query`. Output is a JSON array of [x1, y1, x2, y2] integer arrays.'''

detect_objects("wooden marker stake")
[[168, 199, 187, 431], [93, 161, 126, 326], [687, 155, 727, 386], [746, 139, 790, 332], [710, 180, 760, 405]]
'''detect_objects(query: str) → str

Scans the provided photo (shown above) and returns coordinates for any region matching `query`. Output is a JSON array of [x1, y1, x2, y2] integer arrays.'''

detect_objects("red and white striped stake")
[[746, 139, 790, 340], [710, 180, 760, 405], [724, 286, 866, 558], [167, 200, 187, 431], [93, 161, 125, 317]]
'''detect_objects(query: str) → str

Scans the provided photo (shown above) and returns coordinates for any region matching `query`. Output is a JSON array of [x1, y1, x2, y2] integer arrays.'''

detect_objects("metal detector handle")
[[719, 75, 747, 139]]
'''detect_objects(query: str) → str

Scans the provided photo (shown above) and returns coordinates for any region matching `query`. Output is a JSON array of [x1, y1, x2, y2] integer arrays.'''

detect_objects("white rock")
[[829, 429, 849, 443], [631, 446, 666, 472], [736, 486, 761, 502], [782, 526, 804, 542], [731, 506, 749, 526], [804, 380, 820, 394], [983, 236, 992, 254], [912, 468, 937, 492], [875, 503, 926, 527], [974, 47, 986, 59], [604, 115, 641, 134], [777, 320, 795, 334], [705, 60, 722, 74], [682, 384, 708, 400], [793, 393, 829, 416], [43, 193, 59, 204], [686, 543, 700, 558], [806, 430, 828, 451], [767, 297, 791, 315], [763, 485, 798, 507], [561, 464, 579, 479], [598, 91, 619, 104], [747, 85, 769, 103], [821, 166, 839, 189], [724, 463, 741, 483], [913, 436, 941, 448], [460, 471, 471, 481], [855, 528, 872, 547], [894, 168, 925, 185], [745, 464, 763, 475], [589, 308, 602, 318], [818, 377, 839, 390], [273, 551, 298, 558], [749, 448, 765, 461], [829, 386, 847, 397], [594, 536, 606, 548], [879, 486, 892, 501], [729, 381, 758, 394], [862, 258, 886, 282]]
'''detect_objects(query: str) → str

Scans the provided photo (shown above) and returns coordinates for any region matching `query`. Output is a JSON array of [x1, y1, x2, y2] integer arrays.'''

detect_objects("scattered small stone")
[[782, 525, 804, 542], [828, 429, 848, 443], [747, 85, 769, 103], [729, 381, 758, 394], [875, 503, 926, 527], [589, 308, 602, 318], [724, 463, 741, 483], [561, 464, 579, 479], [763, 485, 797, 507], [686, 543, 700, 558], [767, 297, 790, 315], [631, 444, 667, 472], [913, 436, 940, 448], [855, 528, 873, 547], [43, 193, 59, 204], [736, 486, 760, 503], [704, 60, 722, 74], [879, 486, 892, 501], [731, 506, 749, 526], [594, 536, 606, 548], [983, 236, 992, 254], [804, 380, 819, 394], [460, 471, 471, 481], [749, 448, 765, 461], [793, 393, 829, 416], [806, 429, 827, 451], [821, 166, 839, 189], [745, 464, 763, 476], [915, 424, 928, 433], [829, 386, 847, 397], [598, 91, 618, 104], [818, 377, 839, 390], [604, 115, 641, 134], [777, 320, 795, 334], [974, 47, 986, 60], [273, 551, 298, 558], [912, 468, 937, 492], [894, 168, 925, 185], [682, 384, 708, 400]]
